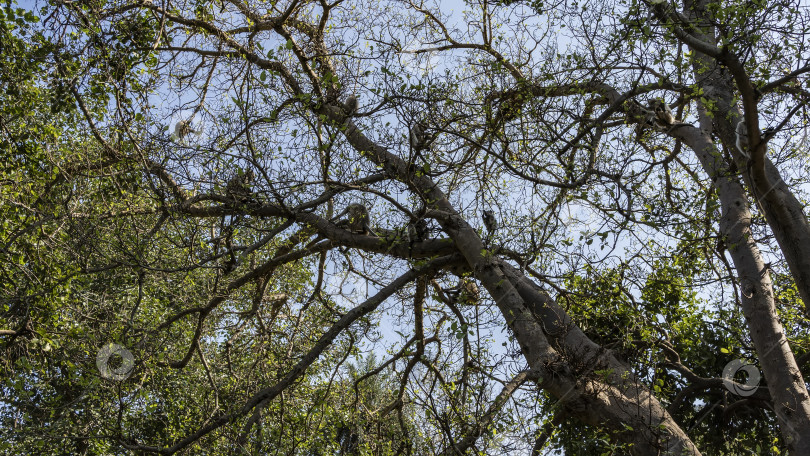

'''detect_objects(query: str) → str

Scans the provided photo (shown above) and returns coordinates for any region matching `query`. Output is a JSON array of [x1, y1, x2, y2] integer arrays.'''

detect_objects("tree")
[[2, 0, 809, 454]]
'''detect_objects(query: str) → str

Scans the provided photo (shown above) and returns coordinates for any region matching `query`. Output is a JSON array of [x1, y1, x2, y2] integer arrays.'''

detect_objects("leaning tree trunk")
[[671, 102, 810, 452], [642, 1, 810, 450], [334, 108, 702, 454], [677, 0, 810, 318], [652, 0, 810, 316]]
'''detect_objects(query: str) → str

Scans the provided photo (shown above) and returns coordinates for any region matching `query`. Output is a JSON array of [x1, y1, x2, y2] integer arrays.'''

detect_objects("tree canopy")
[[2, 0, 810, 454]]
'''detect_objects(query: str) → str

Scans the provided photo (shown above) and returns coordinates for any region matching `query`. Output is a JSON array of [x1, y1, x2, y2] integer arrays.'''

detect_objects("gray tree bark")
[[335, 109, 702, 455], [661, 0, 810, 451], [656, 0, 810, 317]]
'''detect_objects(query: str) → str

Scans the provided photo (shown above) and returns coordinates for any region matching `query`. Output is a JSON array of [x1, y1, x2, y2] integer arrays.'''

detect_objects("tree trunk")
[[337, 112, 702, 454], [676, 103, 810, 453]]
